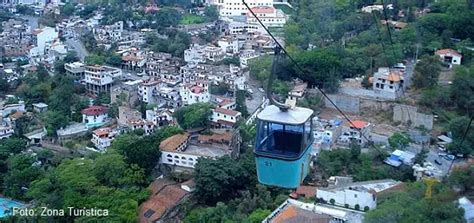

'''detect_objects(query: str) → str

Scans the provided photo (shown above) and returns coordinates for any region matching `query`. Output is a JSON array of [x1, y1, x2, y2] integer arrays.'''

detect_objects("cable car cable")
[[370, 8, 413, 124], [242, 0, 385, 155]]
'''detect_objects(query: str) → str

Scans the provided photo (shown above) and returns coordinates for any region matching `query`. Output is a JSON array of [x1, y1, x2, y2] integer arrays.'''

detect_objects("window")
[[167, 159, 172, 162], [167, 154, 172, 158]]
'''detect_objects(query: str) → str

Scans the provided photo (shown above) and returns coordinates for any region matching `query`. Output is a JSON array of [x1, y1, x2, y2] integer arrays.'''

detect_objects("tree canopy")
[[174, 103, 213, 129]]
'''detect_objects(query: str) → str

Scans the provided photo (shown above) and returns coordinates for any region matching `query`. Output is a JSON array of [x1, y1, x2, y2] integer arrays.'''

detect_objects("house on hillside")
[[81, 106, 109, 129], [435, 49, 462, 68]]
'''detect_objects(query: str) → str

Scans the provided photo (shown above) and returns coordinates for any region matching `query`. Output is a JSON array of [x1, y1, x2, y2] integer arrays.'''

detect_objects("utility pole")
[[414, 43, 420, 63]]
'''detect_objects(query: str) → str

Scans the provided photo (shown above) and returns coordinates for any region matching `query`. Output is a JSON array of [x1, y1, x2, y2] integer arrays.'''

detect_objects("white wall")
[[316, 189, 376, 210], [161, 151, 200, 168]]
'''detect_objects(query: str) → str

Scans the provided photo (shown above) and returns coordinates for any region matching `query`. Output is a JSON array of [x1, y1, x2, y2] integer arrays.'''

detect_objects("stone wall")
[[393, 104, 433, 130]]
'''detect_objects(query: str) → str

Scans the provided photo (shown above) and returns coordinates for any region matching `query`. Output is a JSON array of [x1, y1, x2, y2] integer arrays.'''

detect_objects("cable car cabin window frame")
[[255, 118, 313, 161]]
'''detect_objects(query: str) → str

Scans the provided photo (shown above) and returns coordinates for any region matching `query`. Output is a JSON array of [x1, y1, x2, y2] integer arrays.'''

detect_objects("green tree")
[[412, 56, 441, 89], [209, 82, 230, 95], [388, 132, 411, 150], [85, 54, 105, 65], [3, 154, 43, 200], [447, 166, 474, 193], [247, 209, 271, 222], [106, 54, 123, 67], [365, 182, 464, 223], [447, 115, 474, 155], [236, 90, 249, 117], [450, 65, 474, 114], [174, 103, 213, 129]]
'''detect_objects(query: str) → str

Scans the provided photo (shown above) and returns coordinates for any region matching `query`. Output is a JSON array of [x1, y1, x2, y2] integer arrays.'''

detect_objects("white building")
[[81, 106, 109, 129], [146, 108, 175, 127], [179, 83, 210, 105], [29, 27, 58, 58], [338, 120, 372, 146], [435, 48, 462, 67], [0, 125, 14, 139], [160, 133, 197, 168], [211, 107, 241, 128], [84, 65, 121, 95], [0, 101, 26, 117], [93, 21, 124, 43], [138, 79, 161, 104], [246, 6, 287, 28], [32, 102, 48, 113], [91, 127, 117, 151], [127, 119, 157, 135], [208, 0, 273, 17], [160, 133, 232, 169], [372, 67, 404, 99], [316, 177, 402, 211], [184, 44, 225, 64], [217, 36, 239, 54]]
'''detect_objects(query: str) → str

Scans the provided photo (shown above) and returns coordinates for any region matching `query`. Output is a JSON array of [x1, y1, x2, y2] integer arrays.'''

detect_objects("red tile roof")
[[214, 107, 240, 116], [81, 106, 108, 116], [350, 120, 369, 129], [139, 179, 189, 223], [296, 186, 316, 198], [159, 134, 189, 152], [93, 128, 111, 137], [435, 48, 462, 57]]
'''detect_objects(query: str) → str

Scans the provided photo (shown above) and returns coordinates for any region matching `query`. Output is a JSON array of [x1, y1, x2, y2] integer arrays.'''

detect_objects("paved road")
[[66, 38, 89, 61], [245, 73, 266, 113]]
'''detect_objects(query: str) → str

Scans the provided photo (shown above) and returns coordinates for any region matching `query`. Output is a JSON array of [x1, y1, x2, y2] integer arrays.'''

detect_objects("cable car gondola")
[[254, 47, 314, 189]]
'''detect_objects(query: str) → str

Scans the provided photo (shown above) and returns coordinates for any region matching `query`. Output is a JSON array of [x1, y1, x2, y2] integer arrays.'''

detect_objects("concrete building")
[[246, 6, 287, 28], [32, 102, 48, 113], [179, 83, 210, 105], [57, 123, 88, 142], [372, 67, 404, 99], [91, 127, 117, 151], [0, 19, 32, 57], [110, 81, 140, 108], [84, 65, 121, 95], [435, 48, 462, 67], [316, 177, 403, 211], [210, 107, 241, 128], [93, 21, 124, 43], [184, 44, 225, 64], [0, 101, 26, 117], [208, 0, 273, 17], [81, 105, 109, 129], [385, 149, 416, 167], [64, 62, 85, 79], [338, 120, 372, 146]]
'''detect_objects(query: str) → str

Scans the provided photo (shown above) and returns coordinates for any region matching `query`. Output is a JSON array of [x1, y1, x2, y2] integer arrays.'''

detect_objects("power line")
[[375, 2, 413, 124], [242, 0, 385, 154]]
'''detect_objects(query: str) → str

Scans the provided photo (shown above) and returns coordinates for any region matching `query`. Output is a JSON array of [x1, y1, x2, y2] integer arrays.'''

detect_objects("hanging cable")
[[242, 0, 385, 154]]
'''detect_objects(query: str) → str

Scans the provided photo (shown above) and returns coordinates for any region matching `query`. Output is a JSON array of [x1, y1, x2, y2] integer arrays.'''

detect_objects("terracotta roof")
[[272, 204, 332, 223], [197, 132, 232, 144], [81, 106, 108, 116], [139, 179, 189, 223], [387, 72, 403, 82], [9, 111, 24, 120], [295, 186, 316, 198], [350, 120, 369, 129], [435, 48, 462, 57], [190, 86, 204, 94], [214, 107, 240, 116], [93, 128, 111, 137], [292, 83, 308, 92], [159, 134, 189, 152]]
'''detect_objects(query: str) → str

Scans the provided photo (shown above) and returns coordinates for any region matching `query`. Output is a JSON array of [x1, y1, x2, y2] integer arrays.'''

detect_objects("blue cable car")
[[253, 46, 314, 188], [255, 105, 314, 188]]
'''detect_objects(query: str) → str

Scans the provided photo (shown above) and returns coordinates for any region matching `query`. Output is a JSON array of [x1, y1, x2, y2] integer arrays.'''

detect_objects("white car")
[[247, 89, 254, 94], [258, 88, 265, 93]]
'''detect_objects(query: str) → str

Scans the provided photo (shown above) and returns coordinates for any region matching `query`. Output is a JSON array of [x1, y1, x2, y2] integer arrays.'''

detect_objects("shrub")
[[355, 204, 360, 210], [330, 199, 335, 205], [364, 206, 370, 212]]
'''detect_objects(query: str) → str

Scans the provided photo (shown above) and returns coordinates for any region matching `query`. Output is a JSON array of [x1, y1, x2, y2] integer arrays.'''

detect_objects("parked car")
[[434, 159, 442, 165], [438, 145, 446, 151], [247, 89, 254, 94], [438, 152, 447, 157], [443, 154, 455, 161], [258, 87, 265, 93]]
